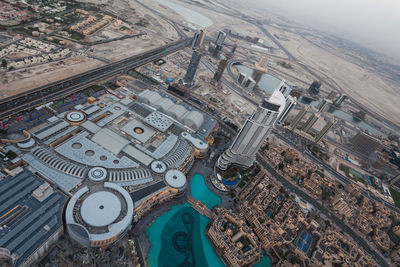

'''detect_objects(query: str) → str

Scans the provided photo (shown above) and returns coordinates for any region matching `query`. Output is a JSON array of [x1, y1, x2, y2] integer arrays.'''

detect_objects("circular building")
[[151, 161, 167, 174], [164, 169, 186, 191], [65, 182, 133, 247], [0, 248, 12, 266], [65, 111, 86, 125], [88, 167, 107, 182]]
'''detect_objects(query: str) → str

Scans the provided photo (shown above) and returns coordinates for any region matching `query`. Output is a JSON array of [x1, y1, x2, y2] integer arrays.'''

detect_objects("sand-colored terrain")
[[0, 56, 105, 98], [88, 34, 166, 62], [0, 0, 181, 100], [265, 25, 400, 124], [144, 0, 254, 33]]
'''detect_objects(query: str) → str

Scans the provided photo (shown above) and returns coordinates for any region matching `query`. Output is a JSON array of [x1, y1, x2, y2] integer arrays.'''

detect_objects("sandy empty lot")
[[0, 56, 105, 98], [88, 35, 166, 62]]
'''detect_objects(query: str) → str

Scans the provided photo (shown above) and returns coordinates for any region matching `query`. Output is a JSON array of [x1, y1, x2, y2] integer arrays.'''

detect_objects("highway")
[[256, 154, 390, 267], [0, 37, 192, 120]]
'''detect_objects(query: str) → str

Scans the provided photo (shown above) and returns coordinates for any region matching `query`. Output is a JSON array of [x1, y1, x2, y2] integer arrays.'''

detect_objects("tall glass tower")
[[184, 49, 202, 86], [217, 89, 286, 170]]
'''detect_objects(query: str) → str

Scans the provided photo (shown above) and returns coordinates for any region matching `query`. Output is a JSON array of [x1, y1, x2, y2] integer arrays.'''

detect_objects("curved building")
[[66, 182, 133, 247], [164, 169, 187, 191], [217, 89, 285, 170], [0, 248, 12, 266]]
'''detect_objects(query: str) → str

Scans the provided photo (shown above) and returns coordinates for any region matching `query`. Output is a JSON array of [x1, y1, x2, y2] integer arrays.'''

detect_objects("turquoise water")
[[146, 174, 270, 267], [254, 250, 272, 267], [146, 203, 225, 267], [155, 0, 213, 28], [190, 174, 221, 209]]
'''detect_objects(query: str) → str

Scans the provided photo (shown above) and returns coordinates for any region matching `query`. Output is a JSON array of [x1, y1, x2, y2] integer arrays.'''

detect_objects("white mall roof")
[[181, 132, 208, 150], [122, 145, 153, 166], [80, 191, 121, 227], [121, 119, 155, 143], [138, 90, 204, 131], [92, 128, 130, 155]]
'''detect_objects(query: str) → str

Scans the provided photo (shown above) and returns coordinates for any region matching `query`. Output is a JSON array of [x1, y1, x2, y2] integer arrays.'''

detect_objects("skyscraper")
[[334, 94, 347, 107], [215, 31, 227, 46], [327, 91, 337, 101], [191, 31, 200, 50], [315, 119, 336, 142], [238, 72, 246, 85], [191, 30, 206, 49], [212, 59, 228, 84], [308, 81, 321, 95], [198, 29, 206, 48], [243, 77, 256, 91], [252, 70, 263, 85], [290, 106, 309, 130], [252, 56, 268, 84], [278, 95, 297, 124], [213, 31, 227, 58], [217, 89, 286, 170], [302, 112, 320, 133], [213, 45, 223, 58], [231, 43, 237, 54], [183, 49, 202, 86], [277, 80, 291, 97], [317, 98, 333, 112]]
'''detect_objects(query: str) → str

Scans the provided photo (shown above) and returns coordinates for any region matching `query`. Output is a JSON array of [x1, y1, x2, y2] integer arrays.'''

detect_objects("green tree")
[[1, 59, 7, 68]]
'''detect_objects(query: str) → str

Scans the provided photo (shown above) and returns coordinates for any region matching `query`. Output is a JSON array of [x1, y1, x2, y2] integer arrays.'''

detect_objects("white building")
[[217, 89, 286, 170]]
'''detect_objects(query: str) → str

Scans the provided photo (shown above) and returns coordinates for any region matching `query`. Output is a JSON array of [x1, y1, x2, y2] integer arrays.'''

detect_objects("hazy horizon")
[[229, 0, 400, 61]]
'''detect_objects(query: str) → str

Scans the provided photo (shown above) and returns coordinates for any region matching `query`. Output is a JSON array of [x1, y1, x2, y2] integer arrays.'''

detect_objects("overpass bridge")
[[187, 195, 214, 219]]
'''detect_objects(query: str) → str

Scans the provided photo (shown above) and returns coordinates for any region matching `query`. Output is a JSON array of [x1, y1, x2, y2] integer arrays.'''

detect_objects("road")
[[256, 154, 390, 267], [0, 37, 192, 120]]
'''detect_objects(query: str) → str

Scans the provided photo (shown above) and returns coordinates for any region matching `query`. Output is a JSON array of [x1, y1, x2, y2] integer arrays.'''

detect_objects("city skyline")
[[0, 0, 399, 266]]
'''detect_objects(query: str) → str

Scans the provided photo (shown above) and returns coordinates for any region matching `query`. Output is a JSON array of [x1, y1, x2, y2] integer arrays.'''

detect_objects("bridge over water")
[[187, 195, 214, 219]]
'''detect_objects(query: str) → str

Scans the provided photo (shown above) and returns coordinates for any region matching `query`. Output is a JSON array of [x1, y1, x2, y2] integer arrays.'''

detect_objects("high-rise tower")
[[334, 94, 347, 107], [308, 81, 321, 95], [213, 31, 227, 58], [315, 118, 336, 142], [278, 95, 297, 124], [317, 98, 333, 112], [238, 72, 246, 85], [290, 106, 309, 131], [217, 89, 286, 170], [183, 49, 202, 86], [191, 30, 206, 50], [198, 29, 206, 48], [215, 31, 227, 45], [302, 112, 320, 133], [212, 58, 228, 84], [231, 43, 237, 54]]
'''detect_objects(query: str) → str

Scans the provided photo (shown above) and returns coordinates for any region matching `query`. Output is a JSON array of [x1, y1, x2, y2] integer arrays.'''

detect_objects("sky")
[[234, 0, 400, 60]]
